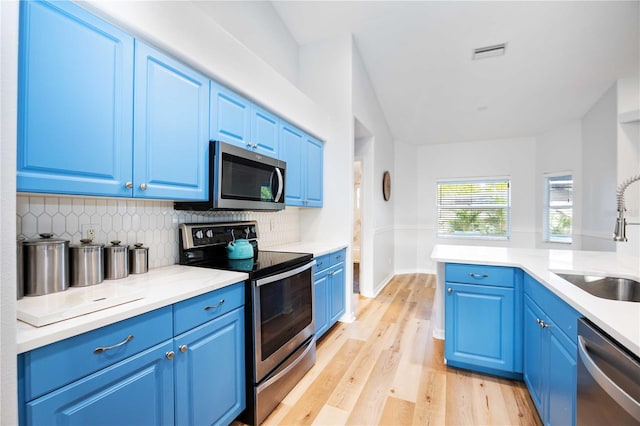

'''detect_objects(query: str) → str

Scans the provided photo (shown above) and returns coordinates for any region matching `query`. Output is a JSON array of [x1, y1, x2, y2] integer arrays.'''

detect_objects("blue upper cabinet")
[[17, 0, 134, 196], [280, 122, 323, 208], [210, 81, 251, 149], [211, 81, 279, 157], [280, 123, 305, 205], [251, 105, 279, 157], [134, 41, 209, 200], [305, 135, 323, 207]]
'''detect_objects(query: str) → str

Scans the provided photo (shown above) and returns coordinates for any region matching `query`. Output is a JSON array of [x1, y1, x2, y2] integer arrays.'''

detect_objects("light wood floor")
[[238, 274, 542, 426]]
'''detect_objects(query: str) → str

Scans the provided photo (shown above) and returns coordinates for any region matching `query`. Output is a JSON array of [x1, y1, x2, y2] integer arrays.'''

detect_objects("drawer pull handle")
[[93, 335, 134, 354], [204, 299, 225, 310], [447, 288, 452, 293], [468, 273, 489, 278], [179, 344, 188, 353], [165, 351, 175, 360]]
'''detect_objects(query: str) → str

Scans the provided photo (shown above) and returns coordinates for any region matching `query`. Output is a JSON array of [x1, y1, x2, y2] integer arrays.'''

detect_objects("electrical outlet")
[[81, 224, 99, 241]]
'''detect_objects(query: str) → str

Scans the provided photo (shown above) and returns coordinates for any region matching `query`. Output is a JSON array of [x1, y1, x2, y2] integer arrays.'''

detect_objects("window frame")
[[543, 172, 573, 244], [436, 177, 511, 241]]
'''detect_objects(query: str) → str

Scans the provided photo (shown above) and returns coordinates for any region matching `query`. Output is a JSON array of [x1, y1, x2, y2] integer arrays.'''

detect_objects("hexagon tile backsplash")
[[16, 195, 301, 269]]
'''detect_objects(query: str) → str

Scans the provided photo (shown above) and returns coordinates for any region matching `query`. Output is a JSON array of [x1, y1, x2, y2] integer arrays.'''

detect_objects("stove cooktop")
[[178, 222, 313, 280], [191, 250, 313, 279]]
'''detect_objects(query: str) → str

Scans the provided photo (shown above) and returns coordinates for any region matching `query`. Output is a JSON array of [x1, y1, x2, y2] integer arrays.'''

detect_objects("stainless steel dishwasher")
[[577, 318, 640, 425]]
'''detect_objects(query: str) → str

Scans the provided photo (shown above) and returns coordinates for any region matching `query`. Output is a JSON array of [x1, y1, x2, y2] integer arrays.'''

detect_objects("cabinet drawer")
[[24, 306, 172, 401], [524, 274, 580, 341], [173, 282, 244, 335], [314, 254, 331, 273], [446, 263, 515, 287], [331, 249, 346, 266]]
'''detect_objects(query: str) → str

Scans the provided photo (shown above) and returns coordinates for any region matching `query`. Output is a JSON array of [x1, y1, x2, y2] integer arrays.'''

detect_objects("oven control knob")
[[206, 230, 214, 238], [195, 230, 204, 240]]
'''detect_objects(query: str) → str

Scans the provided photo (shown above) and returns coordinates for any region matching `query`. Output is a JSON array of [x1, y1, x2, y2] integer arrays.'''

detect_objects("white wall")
[[616, 77, 640, 260], [535, 120, 583, 249], [191, 1, 300, 87], [581, 84, 618, 252], [351, 45, 395, 296], [1, 1, 19, 424], [395, 137, 537, 273]]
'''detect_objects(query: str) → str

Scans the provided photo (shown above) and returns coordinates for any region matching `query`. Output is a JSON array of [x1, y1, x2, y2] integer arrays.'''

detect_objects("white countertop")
[[265, 241, 349, 257], [431, 244, 640, 357], [16, 265, 248, 354]]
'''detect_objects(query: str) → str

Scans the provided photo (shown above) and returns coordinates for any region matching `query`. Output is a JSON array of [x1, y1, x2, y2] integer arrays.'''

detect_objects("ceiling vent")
[[472, 43, 507, 60]]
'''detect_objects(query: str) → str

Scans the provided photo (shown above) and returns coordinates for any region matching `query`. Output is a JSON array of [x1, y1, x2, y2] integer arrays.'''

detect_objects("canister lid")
[[23, 233, 69, 246], [70, 238, 105, 249], [105, 240, 128, 252], [129, 242, 148, 252]]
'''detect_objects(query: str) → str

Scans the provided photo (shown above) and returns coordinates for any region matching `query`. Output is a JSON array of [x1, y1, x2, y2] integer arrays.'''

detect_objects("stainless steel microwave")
[[175, 141, 285, 211]]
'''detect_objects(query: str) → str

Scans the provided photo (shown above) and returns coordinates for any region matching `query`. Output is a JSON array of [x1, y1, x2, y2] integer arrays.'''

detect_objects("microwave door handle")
[[274, 167, 284, 202]]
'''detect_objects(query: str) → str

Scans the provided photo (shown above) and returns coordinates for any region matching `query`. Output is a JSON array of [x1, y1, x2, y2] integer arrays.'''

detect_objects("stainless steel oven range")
[[179, 221, 316, 425]]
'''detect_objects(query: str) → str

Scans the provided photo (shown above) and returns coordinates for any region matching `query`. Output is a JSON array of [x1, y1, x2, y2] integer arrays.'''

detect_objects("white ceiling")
[[272, 1, 640, 145]]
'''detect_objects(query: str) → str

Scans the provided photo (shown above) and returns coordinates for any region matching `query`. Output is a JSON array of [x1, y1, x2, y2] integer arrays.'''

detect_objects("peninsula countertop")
[[431, 244, 640, 357]]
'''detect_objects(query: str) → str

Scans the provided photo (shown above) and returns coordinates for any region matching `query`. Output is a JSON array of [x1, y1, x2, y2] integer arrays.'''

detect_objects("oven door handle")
[[255, 260, 316, 287], [578, 336, 640, 420]]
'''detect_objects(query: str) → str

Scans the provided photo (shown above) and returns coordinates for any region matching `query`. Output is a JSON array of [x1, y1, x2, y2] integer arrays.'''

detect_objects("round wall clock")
[[382, 171, 391, 201]]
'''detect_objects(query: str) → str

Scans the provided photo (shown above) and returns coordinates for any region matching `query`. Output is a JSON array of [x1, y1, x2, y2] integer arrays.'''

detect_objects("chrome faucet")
[[614, 174, 640, 242]]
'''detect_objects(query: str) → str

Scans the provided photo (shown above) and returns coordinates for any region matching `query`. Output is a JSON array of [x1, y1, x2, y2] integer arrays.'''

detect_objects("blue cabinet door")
[[445, 282, 515, 374], [547, 328, 577, 426], [314, 271, 330, 339], [133, 41, 209, 200], [251, 105, 279, 157], [305, 136, 324, 207], [17, 0, 134, 197], [280, 123, 305, 206], [210, 81, 251, 149], [174, 307, 245, 426], [523, 295, 546, 416], [26, 341, 174, 426], [329, 264, 345, 324]]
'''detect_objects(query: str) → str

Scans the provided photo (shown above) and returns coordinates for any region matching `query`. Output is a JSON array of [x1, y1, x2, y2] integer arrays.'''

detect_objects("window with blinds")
[[544, 174, 573, 243], [437, 179, 510, 239]]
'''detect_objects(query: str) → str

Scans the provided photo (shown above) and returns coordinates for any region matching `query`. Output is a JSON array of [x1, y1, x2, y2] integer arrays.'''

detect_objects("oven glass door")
[[253, 261, 314, 381], [221, 152, 283, 203]]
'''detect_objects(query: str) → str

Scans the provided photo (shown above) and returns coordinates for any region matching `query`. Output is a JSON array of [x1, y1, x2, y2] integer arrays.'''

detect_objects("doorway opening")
[[354, 118, 373, 298]]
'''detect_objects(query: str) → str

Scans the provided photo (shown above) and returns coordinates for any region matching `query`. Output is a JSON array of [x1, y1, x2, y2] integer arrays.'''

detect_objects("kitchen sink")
[[555, 273, 640, 302]]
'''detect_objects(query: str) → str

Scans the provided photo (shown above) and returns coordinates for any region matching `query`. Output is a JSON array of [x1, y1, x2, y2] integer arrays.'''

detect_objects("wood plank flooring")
[[235, 273, 542, 426]]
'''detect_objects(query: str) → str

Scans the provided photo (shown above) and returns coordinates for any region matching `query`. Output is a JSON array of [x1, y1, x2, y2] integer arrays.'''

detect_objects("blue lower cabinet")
[[19, 283, 246, 426], [444, 264, 523, 379], [445, 282, 517, 376], [174, 307, 245, 426], [314, 271, 330, 339], [314, 249, 346, 340], [523, 275, 579, 426], [26, 341, 175, 426]]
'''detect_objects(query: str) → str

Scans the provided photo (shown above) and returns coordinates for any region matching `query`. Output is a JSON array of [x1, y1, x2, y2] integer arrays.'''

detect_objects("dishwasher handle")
[[578, 335, 640, 420]]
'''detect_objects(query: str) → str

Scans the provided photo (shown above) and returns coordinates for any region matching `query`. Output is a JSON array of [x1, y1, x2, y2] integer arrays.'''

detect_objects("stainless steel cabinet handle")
[[139, 183, 147, 191], [468, 273, 489, 278], [165, 351, 175, 360], [204, 299, 225, 310], [179, 345, 188, 353], [536, 318, 549, 329], [93, 335, 134, 354], [253, 143, 258, 149], [447, 288, 453, 293], [578, 336, 640, 419], [125, 181, 133, 189]]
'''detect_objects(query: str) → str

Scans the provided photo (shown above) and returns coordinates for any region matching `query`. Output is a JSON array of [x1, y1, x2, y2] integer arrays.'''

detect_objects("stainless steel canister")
[[17, 238, 24, 299], [129, 243, 149, 274], [23, 233, 69, 296], [70, 239, 104, 286], [104, 240, 128, 280]]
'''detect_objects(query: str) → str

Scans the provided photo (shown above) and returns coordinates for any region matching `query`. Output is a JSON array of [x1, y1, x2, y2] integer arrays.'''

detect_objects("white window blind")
[[437, 179, 510, 239], [544, 174, 572, 243]]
